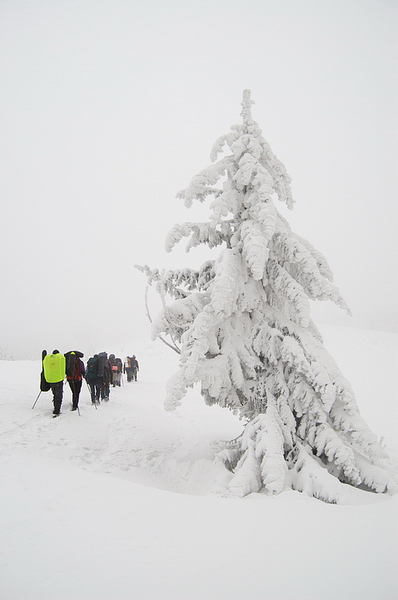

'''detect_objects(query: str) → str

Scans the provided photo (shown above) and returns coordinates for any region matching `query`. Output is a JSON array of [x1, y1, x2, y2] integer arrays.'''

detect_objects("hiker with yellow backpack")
[[42, 350, 66, 417]]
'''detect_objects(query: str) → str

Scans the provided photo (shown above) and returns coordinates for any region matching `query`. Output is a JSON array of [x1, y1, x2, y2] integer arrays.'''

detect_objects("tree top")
[[240, 89, 255, 126]]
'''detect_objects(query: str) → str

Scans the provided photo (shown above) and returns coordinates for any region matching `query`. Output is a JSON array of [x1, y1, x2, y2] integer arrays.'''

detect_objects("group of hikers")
[[40, 350, 139, 417]]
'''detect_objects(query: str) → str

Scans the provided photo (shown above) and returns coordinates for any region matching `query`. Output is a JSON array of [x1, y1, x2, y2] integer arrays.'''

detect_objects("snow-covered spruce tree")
[[137, 90, 397, 502]]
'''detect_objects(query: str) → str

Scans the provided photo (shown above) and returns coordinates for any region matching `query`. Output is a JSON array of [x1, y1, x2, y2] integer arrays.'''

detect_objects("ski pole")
[[31, 390, 42, 409]]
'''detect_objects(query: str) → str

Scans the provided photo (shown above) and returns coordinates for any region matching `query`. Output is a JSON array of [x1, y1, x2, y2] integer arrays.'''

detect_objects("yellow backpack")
[[43, 353, 66, 384]]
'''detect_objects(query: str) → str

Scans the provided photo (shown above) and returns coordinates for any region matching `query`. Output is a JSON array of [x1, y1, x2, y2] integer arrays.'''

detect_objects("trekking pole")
[[31, 390, 42, 409]]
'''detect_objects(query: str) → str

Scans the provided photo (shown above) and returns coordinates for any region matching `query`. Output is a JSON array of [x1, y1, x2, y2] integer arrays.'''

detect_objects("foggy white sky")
[[0, 0, 397, 359]]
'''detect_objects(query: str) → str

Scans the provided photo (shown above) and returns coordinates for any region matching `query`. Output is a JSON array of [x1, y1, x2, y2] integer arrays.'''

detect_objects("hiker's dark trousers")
[[68, 379, 82, 409], [88, 379, 101, 403], [51, 381, 64, 414]]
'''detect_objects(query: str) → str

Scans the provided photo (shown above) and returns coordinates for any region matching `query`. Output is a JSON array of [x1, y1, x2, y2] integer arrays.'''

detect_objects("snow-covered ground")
[[1, 325, 397, 600]]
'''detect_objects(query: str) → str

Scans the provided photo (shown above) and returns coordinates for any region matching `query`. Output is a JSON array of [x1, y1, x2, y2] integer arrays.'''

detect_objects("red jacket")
[[67, 357, 86, 381]]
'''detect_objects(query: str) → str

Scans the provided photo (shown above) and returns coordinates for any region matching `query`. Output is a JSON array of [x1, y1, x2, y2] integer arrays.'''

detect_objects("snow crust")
[[0, 326, 397, 599]]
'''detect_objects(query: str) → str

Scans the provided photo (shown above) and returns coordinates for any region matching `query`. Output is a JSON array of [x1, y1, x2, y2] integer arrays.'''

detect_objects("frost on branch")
[[137, 90, 397, 503]]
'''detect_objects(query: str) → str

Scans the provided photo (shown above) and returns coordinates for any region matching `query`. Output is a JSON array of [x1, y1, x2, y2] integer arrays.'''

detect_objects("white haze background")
[[0, 0, 397, 359]]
